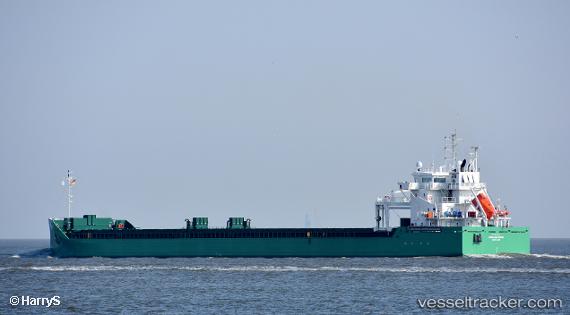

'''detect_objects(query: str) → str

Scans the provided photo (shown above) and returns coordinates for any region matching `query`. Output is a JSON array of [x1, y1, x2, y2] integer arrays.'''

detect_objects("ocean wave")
[[3, 265, 568, 274], [526, 253, 570, 260], [21, 248, 53, 257], [466, 253, 570, 260], [465, 254, 513, 259], [6, 248, 53, 258]]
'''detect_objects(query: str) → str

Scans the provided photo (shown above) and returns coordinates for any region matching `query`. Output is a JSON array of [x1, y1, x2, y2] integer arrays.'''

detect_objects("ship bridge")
[[375, 132, 511, 231]]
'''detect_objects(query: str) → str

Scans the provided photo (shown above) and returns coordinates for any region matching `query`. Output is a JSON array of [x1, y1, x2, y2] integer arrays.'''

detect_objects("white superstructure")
[[375, 132, 511, 230]]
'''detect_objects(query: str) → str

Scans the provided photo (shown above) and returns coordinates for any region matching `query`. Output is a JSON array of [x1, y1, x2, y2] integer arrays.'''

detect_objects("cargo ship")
[[49, 133, 530, 257]]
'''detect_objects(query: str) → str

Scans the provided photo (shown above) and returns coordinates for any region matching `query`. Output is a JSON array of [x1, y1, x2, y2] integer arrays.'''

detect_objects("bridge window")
[[434, 177, 446, 183]]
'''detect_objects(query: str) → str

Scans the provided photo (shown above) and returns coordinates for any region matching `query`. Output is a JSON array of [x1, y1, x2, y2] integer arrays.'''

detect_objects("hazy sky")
[[1, 1, 569, 238]]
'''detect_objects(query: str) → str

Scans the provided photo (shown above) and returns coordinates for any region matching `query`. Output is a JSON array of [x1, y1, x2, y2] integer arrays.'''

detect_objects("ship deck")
[[68, 228, 394, 240]]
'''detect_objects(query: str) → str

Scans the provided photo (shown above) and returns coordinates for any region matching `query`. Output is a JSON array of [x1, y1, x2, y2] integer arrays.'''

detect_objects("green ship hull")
[[49, 218, 529, 258]]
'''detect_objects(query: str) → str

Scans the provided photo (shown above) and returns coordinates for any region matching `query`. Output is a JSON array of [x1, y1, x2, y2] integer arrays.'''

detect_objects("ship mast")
[[62, 170, 77, 218], [471, 145, 479, 171], [444, 130, 461, 171]]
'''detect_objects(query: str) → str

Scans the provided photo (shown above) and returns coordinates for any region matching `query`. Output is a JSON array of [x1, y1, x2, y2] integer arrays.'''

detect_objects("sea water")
[[0, 239, 568, 314]]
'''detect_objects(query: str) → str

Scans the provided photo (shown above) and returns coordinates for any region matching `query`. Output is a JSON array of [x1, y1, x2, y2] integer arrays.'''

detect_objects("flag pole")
[[67, 170, 72, 218]]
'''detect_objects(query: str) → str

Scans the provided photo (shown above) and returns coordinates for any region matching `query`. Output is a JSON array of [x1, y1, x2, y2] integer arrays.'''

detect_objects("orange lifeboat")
[[471, 193, 495, 220]]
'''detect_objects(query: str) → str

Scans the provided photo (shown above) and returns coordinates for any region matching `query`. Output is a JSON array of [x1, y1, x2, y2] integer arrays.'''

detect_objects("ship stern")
[[462, 226, 530, 255]]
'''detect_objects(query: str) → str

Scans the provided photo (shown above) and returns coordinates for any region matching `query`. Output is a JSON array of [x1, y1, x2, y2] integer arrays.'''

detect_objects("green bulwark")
[[49, 216, 530, 258], [62, 215, 113, 231]]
